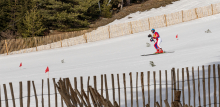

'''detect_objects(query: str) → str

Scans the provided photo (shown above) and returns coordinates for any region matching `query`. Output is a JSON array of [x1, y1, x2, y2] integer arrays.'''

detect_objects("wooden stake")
[[123, 73, 127, 107], [42, 79, 44, 107], [0, 85, 1, 107], [32, 81, 38, 107], [153, 72, 156, 107], [171, 69, 173, 104], [108, 26, 111, 38], [19, 82, 23, 107], [195, 8, 198, 19], [52, 78, 58, 107], [136, 72, 139, 107], [192, 67, 196, 107], [141, 72, 145, 107], [9, 82, 16, 107], [112, 74, 116, 106], [5, 40, 8, 55], [130, 22, 133, 34], [27, 81, 31, 107], [159, 70, 162, 107], [177, 69, 179, 90], [93, 76, 97, 90], [3, 84, 8, 107], [47, 78, 50, 107], [129, 72, 133, 107], [198, 66, 201, 107], [165, 70, 168, 103], [34, 37, 38, 51], [148, 18, 151, 30], [182, 68, 185, 106], [208, 65, 211, 107], [213, 64, 217, 107], [182, 10, 184, 22], [202, 65, 206, 107], [148, 71, 150, 106], [117, 74, 121, 107], [164, 15, 167, 27], [101, 75, 103, 96], [218, 64, 220, 107], [186, 67, 190, 106], [104, 74, 109, 100], [211, 4, 214, 15]]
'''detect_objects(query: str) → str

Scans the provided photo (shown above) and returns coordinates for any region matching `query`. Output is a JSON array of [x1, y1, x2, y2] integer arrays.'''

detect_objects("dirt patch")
[[90, 0, 179, 28]]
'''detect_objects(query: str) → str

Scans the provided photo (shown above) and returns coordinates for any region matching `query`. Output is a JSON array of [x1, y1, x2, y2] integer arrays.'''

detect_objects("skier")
[[148, 28, 163, 53]]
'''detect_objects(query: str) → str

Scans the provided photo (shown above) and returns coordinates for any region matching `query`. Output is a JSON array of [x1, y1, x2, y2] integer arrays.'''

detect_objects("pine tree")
[[22, 7, 45, 37], [101, 0, 112, 18]]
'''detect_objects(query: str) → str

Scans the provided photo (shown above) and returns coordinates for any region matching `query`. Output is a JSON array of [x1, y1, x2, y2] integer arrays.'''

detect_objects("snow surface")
[[1, 0, 220, 107]]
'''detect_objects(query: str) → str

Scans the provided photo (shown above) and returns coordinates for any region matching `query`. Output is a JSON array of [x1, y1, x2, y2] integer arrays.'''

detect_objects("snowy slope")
[[109, 0, 220, 25], [0, 0, 220, 107]]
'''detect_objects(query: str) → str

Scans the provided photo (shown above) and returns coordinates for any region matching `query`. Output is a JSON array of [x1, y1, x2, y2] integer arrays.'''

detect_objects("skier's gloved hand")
[[148, 34, 152, 37]]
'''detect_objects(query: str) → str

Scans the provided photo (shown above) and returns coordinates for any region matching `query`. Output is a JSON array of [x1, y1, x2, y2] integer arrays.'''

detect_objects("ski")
[[141, 51, 174, 56]]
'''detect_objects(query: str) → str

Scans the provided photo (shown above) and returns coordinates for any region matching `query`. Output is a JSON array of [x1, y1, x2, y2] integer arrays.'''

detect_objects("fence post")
[[34, 37, 38, 51], [213, 64, 217, 107], [42, 79, 44, 107], [141, 72, 145, 107], [211, 4, 214, 15], [93, 76, 97, 90], [108, 26, 111, 38], [148, 18, 151, 30], [47, 78, 50, 107], [164, 15, 167, 27], [9, 82, 16, 107], [111, 74, 116, 106], [182, 10, 184, 22], [27, 81, 31, 107], [148, 71, 150, 106], [165, 70, 168, 105], [198, 66, 201, 107], [4, 40, 8, 55], [218, 64, 220, 107], [32, 81, 38, 107], [153, 71, 156, 107], [80, 76, 83, 95], [136, 72, 139, 107], [3, 84, 8, 107], [129, 72, 133, 107], [130, 22, 133, 34], [202, 65, 206, 107], [195, 8, 198, 19], [117, 74, 121, 107], [52, 78, 58, 107], [208, 65, 211, 107], [0, 85, 1, 107], [104, 74, 109, 101], [159, 70, 162, 107], [84, 34, 87, 43], [19, 82, 23, 107], [182, 68, 185, 106], [177, 69, 179, 90], [101, 75, 103, 96], [192, 67, 196, 107], [171, 69, 173, 105], [60, 34, 62, 47], [123, 73, 127, 107], [186, 67, 191, 106]]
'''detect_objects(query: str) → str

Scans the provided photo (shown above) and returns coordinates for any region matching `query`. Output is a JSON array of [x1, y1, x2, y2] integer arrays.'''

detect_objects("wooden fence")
[[0, 64, 220, 107], [1, 3, 220, 56]]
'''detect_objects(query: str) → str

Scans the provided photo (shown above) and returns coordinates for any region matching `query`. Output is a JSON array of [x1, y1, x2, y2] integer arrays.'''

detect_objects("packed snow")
[[0, 0, 220, 107]]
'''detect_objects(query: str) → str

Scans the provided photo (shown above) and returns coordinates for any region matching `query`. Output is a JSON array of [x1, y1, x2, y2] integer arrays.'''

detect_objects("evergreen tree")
[[22, 7, 45, 37], [101, 0, 112, 18]]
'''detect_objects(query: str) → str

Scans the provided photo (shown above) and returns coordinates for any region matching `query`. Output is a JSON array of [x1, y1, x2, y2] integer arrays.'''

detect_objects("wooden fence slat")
[[47, 78, 50, 107], [148, 71, 150, 106], [93, 76, 97, 90], [165, 70, 168, 103], [159, 70, 162, 107], [19, 82, 23, 107], [111, 74, 116, 106], [177, 69, 179, 90], [80, 76, 83, 95], [171, 69, 173, 104], [202, 65, 206, 107], [192, 67, 195, 107], [123, 73, 127, 107], [186, 67, 190, 106], [136, 72, 139, 107], [3, 84, 8, 107], [213, 64, 217, 107], [208, 65, 211, 107], [153, 72, 156, 107], [141, 72, 145, 107], [27, 81, 31, 107], [0, 85, 1, 107], [129, 72, 133, 107], [101, 75, 103, 96], [87, 76, 90, 99], [5, 40, 8, 55], [198, 66, 201, 107], [53, 78, 58, 107], [74, 77, 77, 90], [32, 81, 38, 107], [104, 74, 109, 101], [42, 79, 44, 107], [182, 68, 185, 106], [9, 82, 16, 107], [117, 74, 121, 107], [218, 64, 220, 107]]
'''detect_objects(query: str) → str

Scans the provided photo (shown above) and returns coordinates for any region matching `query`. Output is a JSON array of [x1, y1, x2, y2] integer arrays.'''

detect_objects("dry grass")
[[90, 0, 179, 28]]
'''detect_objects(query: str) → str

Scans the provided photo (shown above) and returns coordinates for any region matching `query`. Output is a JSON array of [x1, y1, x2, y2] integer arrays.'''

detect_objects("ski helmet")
[[151, 28, 155, 33]]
